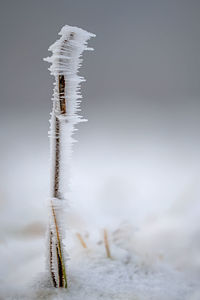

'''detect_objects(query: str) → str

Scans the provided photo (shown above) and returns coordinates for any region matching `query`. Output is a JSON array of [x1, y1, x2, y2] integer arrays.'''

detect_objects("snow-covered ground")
[[0, 135, 200, 299], [0, 222, 199, 300]]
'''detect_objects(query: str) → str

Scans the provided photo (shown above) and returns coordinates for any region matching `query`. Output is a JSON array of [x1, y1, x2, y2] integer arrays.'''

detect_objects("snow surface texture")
[[43, 25, 95, 287], [0, 224, 199, 300]]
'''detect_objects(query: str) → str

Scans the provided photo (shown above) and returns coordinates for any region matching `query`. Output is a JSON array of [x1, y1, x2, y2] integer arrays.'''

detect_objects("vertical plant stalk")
[[51, 200, 67, 287], [104, 229, 111, 258], [76, 232, 88, 249], [44, 25, 95, 288], [50, 230, 57, 287], [49, 46, 68, 289]]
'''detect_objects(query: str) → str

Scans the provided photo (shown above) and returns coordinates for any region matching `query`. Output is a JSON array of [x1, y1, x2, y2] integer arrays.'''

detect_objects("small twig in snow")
[[104, 229, 112, 259], [76, 232, 87, 249]]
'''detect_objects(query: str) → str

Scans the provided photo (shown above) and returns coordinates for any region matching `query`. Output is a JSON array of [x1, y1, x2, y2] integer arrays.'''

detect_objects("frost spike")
[[44, 25, 95, 288]]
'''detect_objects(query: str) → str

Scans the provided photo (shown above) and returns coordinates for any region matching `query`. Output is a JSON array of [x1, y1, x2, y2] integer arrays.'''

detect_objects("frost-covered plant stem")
[[44, 25, 95, 288], [49, 72, 68, 288]]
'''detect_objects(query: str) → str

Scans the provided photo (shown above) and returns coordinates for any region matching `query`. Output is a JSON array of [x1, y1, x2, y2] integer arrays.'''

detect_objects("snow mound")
[[0, 225, 198, 300]]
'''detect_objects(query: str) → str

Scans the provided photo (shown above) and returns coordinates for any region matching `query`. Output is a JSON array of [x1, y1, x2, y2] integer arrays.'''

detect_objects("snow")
[[0, 224, 198, 299]]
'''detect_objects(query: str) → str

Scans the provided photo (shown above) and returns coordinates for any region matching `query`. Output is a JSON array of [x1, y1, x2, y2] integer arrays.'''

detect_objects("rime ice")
[[44, 25, 95, 120], [44, 25, 95, 287], [44, 24, 95, 132]]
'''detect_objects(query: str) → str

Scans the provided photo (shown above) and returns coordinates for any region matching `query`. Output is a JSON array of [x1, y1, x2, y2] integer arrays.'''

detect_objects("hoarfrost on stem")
[[44, 25, 95, 287]]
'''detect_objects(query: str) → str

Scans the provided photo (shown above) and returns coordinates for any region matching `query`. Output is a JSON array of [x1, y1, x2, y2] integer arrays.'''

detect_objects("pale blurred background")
[[0, 0, 200, 289]]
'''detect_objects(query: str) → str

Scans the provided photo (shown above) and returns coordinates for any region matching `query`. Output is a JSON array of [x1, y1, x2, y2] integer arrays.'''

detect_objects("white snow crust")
[[0, 224, 198, 300]]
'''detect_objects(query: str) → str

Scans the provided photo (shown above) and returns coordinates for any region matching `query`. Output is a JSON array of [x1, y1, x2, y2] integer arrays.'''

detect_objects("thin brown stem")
[[53, 117, 60, 199], [50, 230, 57, 287], [76, 232, 87, 249], [51, 201, 67, 288], [56, 245, 64, 287], [59, 75, 66, 114], [104, 229, 111, 259], [53, 60, 67, 199]]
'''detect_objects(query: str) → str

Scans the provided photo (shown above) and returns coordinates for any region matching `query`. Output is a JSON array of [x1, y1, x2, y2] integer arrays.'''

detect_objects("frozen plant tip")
[[44, 25, 95, 288]]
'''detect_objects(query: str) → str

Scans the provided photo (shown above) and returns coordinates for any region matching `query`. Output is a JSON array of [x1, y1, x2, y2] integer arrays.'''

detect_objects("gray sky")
[[1, 0, 200, 111]]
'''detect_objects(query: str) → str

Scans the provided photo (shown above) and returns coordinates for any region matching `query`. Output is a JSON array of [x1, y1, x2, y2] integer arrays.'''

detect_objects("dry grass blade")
[[76, 232, 87, 249], [51, 202, 67, 288], [104, 229, 112, 259]]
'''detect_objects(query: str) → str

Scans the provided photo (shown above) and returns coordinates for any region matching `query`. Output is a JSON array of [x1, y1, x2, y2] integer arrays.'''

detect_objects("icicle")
[[44, 25, 95, 288]]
